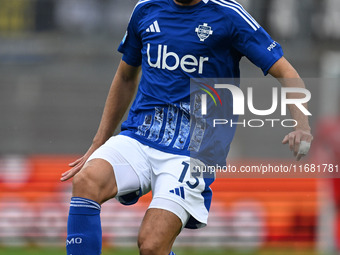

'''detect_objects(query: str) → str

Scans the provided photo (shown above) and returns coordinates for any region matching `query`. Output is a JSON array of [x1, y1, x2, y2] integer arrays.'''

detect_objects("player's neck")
[[173, 0, 201, 6]]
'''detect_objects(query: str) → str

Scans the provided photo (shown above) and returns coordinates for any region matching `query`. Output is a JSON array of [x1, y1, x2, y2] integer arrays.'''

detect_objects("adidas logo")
[[146, 20, 161, 33], [169, 187, 185, 199]]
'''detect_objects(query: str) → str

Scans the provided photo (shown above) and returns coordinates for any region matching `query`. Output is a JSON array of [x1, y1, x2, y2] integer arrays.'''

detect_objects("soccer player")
[[61, 0, 313, 254]]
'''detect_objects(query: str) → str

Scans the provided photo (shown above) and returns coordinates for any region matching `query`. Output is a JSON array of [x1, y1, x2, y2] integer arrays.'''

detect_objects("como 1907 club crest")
[[195, 23, 213, 42]]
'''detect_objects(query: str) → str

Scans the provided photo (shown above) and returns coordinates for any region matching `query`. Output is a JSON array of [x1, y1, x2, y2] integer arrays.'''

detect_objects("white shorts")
[[87, 135, 214, 229]]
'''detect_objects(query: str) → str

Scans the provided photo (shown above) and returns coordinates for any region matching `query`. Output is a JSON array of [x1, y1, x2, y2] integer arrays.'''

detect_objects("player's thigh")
[[138, 208, 182, 255], [72, 135, 151, 205], [72, 158, 117, 204]]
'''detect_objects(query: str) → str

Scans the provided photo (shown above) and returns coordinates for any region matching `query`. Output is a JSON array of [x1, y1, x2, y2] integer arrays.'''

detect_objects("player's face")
[[174, 0, 201, 5]]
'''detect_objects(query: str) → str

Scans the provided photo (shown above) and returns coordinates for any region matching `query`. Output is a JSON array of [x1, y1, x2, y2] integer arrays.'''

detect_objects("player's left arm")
[[268, 56, 313, 160]]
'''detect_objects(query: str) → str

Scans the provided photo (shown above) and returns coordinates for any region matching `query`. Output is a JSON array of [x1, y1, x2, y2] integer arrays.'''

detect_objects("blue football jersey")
[[118, 0, 283, 165]]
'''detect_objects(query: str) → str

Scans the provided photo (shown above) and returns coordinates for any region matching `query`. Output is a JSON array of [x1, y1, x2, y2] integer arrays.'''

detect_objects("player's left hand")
[[60, 143, 99, 182], [282, 129, 313, 161]]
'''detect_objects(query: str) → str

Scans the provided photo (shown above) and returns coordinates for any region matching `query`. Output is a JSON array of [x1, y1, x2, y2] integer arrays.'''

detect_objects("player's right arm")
[[60, 60, 141, 182]]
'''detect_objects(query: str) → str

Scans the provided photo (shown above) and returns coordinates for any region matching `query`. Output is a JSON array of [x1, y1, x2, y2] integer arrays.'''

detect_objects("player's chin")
[[175, 0, 197, 4]]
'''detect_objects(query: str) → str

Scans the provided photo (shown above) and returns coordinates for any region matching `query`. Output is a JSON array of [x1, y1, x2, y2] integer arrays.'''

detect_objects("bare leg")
[[66, 158, 118, 255], [72, 158, 118, 204], [138, 208, 182, 255]]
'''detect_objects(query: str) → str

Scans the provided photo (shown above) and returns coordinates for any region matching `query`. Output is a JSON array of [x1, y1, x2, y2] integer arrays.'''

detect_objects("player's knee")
[[138, 241, 161, 255], [72, 168, 116, 204], [138, 237, 167, 255], [72, 159, 119, 203], [72, 170, 97, 197], [72, 169, 88, 188]]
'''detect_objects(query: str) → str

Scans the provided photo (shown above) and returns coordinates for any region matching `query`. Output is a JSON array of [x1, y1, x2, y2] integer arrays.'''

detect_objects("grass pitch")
[[0, 247, 321, 255]]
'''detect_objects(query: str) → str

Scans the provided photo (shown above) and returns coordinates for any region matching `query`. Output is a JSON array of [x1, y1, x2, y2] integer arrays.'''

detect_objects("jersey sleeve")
[[229, 10, 283, 75], [117, 5, 143, 67]]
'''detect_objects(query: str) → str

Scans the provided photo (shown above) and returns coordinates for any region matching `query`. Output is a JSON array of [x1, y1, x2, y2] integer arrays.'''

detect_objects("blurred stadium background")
[[0, 0, 340, 254]]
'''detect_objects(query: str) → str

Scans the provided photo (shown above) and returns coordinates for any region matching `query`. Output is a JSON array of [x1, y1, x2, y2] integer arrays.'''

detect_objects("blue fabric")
[[116, 188, 142, 206], [117, 0, 284, 166], [66, 197, 102, 255]]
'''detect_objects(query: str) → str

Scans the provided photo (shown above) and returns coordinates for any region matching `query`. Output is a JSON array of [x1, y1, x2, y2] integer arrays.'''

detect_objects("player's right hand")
[[282, 129, 313, 161], [60, 145, 98, 182]]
